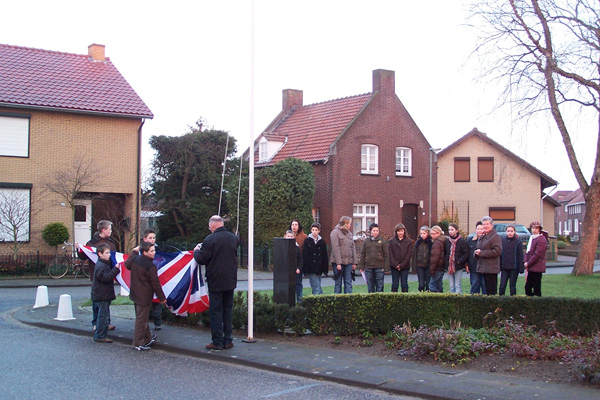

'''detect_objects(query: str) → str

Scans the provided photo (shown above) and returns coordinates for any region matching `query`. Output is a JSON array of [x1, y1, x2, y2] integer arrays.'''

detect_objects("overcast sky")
[[2, 0, 595, 191]]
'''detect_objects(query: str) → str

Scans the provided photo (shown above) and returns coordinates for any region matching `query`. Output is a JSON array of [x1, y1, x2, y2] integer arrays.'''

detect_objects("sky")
[[1, 0, 595, 191]]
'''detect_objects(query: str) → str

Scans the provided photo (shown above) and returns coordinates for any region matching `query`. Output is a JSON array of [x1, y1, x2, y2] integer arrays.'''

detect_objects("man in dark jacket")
[[126, 241, 166, 351], [91, 244, 120, 343], [475, 216, 502, 295], [194, 215, 240, 351]]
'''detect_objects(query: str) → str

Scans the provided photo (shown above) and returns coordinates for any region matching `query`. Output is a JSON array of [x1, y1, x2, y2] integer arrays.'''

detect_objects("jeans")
[[417, 267, 430, 291], [151, 302, 163, 327], [296, 272, 303, 302], [483, 273, 498, 295], [208, 290, 234, 347], [525, 271, 543, 296], [391, 268, 409, 292], [333, 263, 353, 294], [364, 268, 384, 293], [429, 270, 444, 292], [307, 273, 323, 295], [470, 271, 487, 294], [93, 300, 110, 340], [448, 269, 464, 294], [92, 301, 111, 328], [499, 269, 519, 296]]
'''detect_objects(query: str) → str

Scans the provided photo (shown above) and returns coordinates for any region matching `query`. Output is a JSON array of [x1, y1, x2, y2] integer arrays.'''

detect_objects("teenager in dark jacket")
[[388, 223, 414, 293], [302, 223, 329, 295], [127, 241, 166, 350], [413, 226, 432, 292], [499, 225, 524, 296], [467, 222, 486, 294], [429, 225, 446, 293], [91, 243, 120, 343], [359, 223, 389, 293], [524, 221, 548, 297], [444, 223, 469, 294]]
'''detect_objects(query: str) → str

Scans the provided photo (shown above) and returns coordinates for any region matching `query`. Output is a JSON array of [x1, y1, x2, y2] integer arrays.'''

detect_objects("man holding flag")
[[194, 215, 239, 351]]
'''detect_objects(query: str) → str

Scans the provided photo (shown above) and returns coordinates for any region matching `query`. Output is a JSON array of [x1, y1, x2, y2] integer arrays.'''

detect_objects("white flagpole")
[[246, 0, 255, 342]]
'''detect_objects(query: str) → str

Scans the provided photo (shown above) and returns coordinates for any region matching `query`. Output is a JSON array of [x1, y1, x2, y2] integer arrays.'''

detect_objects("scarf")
[[448, 235, 459, 274], [527, 234, 540, 253]]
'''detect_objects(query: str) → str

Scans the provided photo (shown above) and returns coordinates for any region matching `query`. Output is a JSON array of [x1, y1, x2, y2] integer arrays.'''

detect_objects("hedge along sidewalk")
[[300, 293, 600, 336]]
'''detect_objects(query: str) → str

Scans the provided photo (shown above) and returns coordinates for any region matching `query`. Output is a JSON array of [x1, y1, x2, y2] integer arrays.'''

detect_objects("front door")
[[74, 199, 92, 245], [402, 203, 419, 240]]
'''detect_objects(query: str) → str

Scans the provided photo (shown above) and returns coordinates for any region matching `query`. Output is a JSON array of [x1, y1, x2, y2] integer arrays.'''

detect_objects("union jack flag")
[[78, 245, 209, 316]]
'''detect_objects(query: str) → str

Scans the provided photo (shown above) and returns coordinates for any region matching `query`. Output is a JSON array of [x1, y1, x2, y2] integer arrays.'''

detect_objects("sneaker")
[[108, 325, 116, 330], [92, 325, 96, 332], [205, 342, 223, 350], [134, 345, 150, 351], [94, 338, 113, 343], [145, 334, 157, 347], [154, 325, 162, 331]]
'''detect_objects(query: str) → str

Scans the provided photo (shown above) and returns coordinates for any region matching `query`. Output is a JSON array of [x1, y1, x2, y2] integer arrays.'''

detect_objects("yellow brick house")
[[0, 43, 153, 253]]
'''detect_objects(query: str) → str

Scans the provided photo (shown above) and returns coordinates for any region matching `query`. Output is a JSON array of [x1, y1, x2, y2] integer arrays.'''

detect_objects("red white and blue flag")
[[79, 245, 209, 316]]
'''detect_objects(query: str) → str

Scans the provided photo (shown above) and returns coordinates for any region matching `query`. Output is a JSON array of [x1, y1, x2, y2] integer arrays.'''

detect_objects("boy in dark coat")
[[91, 243, 120, 343], [127, 241, 166, 351]]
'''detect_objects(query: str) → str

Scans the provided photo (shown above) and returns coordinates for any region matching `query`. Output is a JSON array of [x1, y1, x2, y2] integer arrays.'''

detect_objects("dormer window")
[[259, 140, 268, 162]]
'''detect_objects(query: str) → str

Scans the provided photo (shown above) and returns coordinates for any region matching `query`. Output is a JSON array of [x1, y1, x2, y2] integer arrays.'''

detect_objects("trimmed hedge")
[[301, 293, 600, 336]]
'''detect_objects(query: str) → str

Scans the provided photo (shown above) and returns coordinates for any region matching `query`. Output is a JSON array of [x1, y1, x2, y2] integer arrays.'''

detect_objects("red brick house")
[[249, 69, 435, 240], [0, 43, 153, 252]]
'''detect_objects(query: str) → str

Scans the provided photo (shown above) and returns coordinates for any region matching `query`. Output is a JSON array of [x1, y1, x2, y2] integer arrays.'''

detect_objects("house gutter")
[[136, 118, 146, 245]]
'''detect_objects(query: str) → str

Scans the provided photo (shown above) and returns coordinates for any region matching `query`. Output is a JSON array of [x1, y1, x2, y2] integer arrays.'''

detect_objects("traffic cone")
[[54, 294, 76, 321], [33, 285, 49, 308]]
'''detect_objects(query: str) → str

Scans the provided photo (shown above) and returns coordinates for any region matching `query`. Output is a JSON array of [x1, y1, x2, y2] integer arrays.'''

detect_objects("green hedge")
[[301, 293, 600, 336]]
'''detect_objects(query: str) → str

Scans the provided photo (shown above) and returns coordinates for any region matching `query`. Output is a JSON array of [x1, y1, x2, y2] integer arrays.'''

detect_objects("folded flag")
[[79, 245, 209, 316]]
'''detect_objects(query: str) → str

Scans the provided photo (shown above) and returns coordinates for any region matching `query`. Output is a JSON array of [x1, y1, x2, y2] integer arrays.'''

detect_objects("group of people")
[[287, 215, 548, 297]]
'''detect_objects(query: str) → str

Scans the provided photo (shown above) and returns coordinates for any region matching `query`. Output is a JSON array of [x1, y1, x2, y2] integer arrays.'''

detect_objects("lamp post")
[[429, 147, 441, 227]]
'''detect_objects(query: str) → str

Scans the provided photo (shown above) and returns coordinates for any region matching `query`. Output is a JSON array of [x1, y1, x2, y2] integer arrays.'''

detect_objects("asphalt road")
[[1, 287, 419, 400]]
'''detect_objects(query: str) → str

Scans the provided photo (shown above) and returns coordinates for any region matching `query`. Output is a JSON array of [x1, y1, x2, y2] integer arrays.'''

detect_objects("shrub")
[[557, 240, 567, 249], [42, 223, 69, 249]]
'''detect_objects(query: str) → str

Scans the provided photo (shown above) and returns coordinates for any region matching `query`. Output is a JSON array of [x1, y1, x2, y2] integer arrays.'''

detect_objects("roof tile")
[[0, 43, 153, 118]]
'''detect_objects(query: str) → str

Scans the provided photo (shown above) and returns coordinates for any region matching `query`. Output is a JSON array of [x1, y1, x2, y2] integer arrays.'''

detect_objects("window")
[[559, 221, 562, 234], [259, 141, 268, 162], [0, 115, 30, 157], [395, 147, 412, 176], [574, 218, 579, 233], [361, 145, 378, 174], [352, 204, 378, 235], [478, 157, 494, 182], [0, 186, 31, 242], [489, 207, 515, 221], [454, 158, 470, 182], [311, 208, 320, 224]]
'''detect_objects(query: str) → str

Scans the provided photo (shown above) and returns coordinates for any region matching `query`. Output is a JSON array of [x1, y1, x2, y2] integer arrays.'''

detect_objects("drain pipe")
[[136, 119, 146, 245]]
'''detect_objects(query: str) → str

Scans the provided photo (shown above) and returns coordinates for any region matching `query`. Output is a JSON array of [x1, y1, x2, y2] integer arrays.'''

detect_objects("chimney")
[[373, 69, 395, 96], [282, 89, 303, 111], [88, 43, 106, 61]]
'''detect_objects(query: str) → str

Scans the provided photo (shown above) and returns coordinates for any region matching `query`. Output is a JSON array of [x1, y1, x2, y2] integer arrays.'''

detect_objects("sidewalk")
[[13, 298, 599, 400]]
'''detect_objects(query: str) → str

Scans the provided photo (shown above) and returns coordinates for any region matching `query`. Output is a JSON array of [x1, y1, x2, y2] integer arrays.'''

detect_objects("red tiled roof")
[[256, 93, 372, 165], [0, 44, 153, 118]]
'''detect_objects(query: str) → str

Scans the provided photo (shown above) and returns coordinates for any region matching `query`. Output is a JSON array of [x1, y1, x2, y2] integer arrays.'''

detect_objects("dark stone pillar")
[[272, 238, 296, 307]]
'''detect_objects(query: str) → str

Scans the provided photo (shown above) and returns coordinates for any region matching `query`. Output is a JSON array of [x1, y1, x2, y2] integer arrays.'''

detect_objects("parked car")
[[466, 223, 531, 247]]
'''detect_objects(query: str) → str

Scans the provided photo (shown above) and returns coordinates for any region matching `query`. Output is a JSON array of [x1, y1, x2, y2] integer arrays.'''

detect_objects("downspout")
[[136, 119, 146, 247]]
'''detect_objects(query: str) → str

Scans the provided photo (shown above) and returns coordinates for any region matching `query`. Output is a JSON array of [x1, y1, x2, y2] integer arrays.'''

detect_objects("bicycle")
[[47, 242, 91, 279]]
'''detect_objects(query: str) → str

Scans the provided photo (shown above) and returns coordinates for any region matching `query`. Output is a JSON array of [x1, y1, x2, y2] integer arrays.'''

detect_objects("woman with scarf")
[[524, 221, 548, 296], [444, 223, 469, 294]]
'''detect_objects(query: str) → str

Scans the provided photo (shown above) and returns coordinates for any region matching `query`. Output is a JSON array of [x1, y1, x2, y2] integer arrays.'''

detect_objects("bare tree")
[[470, 0, 600, 275], [0, 189, 36, 259], [45, 155, 99, 242]]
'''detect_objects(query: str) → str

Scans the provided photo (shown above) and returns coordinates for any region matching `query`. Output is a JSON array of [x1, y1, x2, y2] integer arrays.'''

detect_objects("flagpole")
[[246, 0, 256, 342]]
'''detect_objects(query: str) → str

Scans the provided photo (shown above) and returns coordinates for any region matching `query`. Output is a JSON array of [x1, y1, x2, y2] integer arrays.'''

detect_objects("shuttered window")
[[0, 115, 30, 157], [454, 158, 470, 182], [478, 158, 494, 182]]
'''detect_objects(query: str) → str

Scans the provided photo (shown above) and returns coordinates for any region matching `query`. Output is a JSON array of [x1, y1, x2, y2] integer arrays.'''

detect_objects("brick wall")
[[0, 107, 142, 252]]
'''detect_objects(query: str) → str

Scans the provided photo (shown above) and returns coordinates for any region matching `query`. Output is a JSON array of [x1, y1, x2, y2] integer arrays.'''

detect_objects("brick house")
[[249, 69, 435, 240], [553, 189, 584, 241], [0, 43, 153, 252], [437, 128, 558, 235]]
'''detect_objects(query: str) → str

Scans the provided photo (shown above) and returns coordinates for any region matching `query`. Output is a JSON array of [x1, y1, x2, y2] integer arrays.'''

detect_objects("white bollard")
[[54, 294, 76, 321], [33, 285, 49, 308]]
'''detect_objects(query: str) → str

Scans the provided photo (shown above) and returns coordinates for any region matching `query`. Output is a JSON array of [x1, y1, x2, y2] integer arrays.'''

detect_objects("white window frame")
[[0, 115, 30, 157], [259, 140, 268, 162], [361, 144, 378, 174], [0, 187, 31, 242], [395, 147, 412, 176], [574, 218, 579, 233], [352, 203, 378, 236]]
